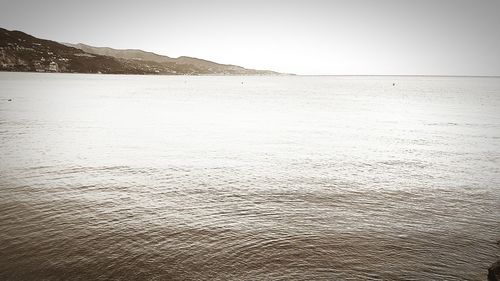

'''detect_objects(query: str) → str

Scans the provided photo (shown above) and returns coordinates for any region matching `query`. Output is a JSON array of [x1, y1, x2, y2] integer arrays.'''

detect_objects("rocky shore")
[[489, 260, 500, 281]]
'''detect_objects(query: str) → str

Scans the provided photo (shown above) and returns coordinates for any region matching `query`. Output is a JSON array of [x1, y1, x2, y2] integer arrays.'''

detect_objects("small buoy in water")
[[7, 99, 12, 101], [393, 83, 395, 86]]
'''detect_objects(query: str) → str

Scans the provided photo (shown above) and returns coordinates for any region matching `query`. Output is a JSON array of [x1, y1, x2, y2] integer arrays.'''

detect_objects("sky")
[[0, 0, 499, 75]]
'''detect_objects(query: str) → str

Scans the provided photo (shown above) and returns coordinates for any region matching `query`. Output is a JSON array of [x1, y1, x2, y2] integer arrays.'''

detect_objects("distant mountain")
[[64, 43, 279, 75], [63, 43, 176, 63], [0, 28, 281, 75]]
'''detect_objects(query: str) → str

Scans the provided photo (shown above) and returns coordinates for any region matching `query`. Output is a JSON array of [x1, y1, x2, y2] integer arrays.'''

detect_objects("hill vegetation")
[[0, 28, 280, 75]]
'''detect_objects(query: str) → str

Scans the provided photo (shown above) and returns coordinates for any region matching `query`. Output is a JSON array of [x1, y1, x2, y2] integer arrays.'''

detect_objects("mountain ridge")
[[0, 27, 282, 75], [64, 42, 272, 75]]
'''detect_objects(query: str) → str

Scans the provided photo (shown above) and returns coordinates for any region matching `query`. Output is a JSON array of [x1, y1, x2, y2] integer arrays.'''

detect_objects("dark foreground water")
[[0, 73, 499, 280]]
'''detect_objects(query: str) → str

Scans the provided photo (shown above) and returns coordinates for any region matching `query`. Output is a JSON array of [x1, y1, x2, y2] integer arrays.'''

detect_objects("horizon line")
[[1, 71, 499, 78], [295, 74, 500, 78]]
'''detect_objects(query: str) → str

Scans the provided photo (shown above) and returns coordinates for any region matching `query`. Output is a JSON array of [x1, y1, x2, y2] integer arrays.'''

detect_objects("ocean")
[[1, 73, 499, 280]]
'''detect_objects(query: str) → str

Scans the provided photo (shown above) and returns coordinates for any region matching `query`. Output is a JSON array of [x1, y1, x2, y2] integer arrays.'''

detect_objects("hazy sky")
[[1, 0, 499, 75]]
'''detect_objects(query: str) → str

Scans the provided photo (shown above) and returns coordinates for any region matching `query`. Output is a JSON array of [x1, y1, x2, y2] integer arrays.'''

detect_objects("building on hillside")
[[48, 61, 59, 72], [34, 61, 45, 72]]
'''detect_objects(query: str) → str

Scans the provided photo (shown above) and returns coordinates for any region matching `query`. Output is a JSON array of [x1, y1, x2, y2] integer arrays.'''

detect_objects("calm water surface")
[[0, 73, 499, 280]]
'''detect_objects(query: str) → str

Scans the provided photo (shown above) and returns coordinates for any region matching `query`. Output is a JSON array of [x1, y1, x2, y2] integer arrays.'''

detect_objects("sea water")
[[0, 73, 499, 280]]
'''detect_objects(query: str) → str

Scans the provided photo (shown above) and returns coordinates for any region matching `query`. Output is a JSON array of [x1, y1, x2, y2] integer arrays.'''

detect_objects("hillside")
[[0, 28, 280, 75], [66, 43, 279, 75], [64, 43, 175, 63]]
